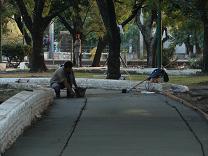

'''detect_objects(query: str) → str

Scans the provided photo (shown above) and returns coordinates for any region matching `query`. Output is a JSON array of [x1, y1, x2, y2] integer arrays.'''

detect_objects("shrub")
[[2, 44, 31, 68], [188, 57, 202, 69], [162, 46, 175, 67]]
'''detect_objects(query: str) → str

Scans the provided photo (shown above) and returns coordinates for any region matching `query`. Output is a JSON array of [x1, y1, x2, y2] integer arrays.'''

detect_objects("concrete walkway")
[[3, 89, 208, 156]]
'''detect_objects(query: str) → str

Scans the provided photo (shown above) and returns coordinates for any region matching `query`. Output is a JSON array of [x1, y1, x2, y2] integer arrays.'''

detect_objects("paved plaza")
[[3, 89, 208, 156]]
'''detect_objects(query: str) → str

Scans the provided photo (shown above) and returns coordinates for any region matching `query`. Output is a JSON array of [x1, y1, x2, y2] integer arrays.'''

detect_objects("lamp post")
[[156, 0, 162, 68]]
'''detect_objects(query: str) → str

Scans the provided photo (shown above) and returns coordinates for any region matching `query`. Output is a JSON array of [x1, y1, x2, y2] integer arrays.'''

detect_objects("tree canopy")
[[2, 0, 208, 73]]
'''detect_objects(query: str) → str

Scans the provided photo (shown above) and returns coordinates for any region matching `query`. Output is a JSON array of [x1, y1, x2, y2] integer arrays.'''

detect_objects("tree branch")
[[58, 15, 75, 36], [82, 4, 92, 26], [14, 14, 32, 45], [14, 0, 33, 32], [34, 0, 45, 18], [136, 8, 146, 36], [162, 27, 169, 44], [44, 1, 72, 24], [114, 0, 124, 4], [120, 0, 144, 27]]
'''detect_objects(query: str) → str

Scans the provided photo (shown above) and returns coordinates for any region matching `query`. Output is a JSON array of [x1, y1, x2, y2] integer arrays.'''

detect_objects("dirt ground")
[[174, 82, 208, 114], [0, 88, 22, 104]]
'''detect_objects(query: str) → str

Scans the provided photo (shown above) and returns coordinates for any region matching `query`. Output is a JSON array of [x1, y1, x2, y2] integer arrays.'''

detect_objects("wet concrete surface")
[[3, 89, 208, 156]]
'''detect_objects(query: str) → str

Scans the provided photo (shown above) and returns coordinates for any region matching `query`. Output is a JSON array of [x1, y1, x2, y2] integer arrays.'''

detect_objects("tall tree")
[[13, 0, 72, 72], [96, 0, 121, 79], [58, 0, 90, 65], [92, 0, 143, 67], [164, 1, 203, 57], [197, 0, 208, 72], [169, 0, 208, 72], [136, 0, 158, 67]]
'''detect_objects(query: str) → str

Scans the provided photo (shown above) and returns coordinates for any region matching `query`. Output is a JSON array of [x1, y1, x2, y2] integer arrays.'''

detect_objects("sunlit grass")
[[126, 75, 208, 86], [168, 75, 208, 86], [0, 71, 208, 86]]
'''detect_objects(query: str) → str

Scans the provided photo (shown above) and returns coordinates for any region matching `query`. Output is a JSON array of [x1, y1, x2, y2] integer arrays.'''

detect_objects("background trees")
[[167, 0, 208, 72], [1, 0, 208, 75], [13, 0, 72, 72]]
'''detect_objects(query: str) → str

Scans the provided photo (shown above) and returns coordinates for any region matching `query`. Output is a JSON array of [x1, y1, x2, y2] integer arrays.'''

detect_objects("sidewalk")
[[3, 89, 208, 156]]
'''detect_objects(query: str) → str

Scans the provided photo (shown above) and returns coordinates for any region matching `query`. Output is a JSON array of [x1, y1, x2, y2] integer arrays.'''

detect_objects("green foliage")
[[2, 44, 31, 67], [121, 23, 140, 49], [163, 1, 204, 54], [1, 1, 17, 33], [83, 0, 105, 39], [115, 0, 133, 24], [23, 0, 67, 17], [188, 57, 203, 69], [162, 46, 175, 67], [53, 17, 66, 40], [171, 18, 203, 46]]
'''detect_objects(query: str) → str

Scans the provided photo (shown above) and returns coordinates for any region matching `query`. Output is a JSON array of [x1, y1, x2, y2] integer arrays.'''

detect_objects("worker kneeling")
[[50, 61, 78, 98], [148, 68, 169, 83]]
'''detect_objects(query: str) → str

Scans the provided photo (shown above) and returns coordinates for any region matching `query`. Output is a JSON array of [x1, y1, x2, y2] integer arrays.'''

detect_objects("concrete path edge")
[[0, 88, 54, 153], [0, 78, 189, 92], [163, 92, 208, 121]]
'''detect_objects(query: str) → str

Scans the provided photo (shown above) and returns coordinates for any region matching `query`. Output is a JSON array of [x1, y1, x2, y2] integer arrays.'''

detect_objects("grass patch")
[[168, 75, 208, 86], [0, 88, 22, 104], [126, 75, 208, 86], [0, 71, 208, 86]]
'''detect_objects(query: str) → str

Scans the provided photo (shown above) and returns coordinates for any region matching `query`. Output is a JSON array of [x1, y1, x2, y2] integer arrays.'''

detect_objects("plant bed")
[[174, 83, 208, 115], [0, 88, 22, 104]]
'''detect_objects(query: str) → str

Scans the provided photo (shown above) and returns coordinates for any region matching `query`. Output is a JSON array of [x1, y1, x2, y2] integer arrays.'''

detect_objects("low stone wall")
[[0, 78, 189, 93], [0, 88, 53, 153], [0, 78, 163, 91], [72, 67, 201, 76]]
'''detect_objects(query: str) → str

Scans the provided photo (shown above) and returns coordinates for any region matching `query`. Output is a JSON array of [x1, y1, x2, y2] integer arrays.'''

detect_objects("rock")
[[170, 85, 189, 93]]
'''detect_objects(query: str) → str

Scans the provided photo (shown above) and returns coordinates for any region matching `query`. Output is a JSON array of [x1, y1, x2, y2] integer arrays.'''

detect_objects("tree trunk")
[[184, 42, 189, 55], [189, 45, 194, 57], [92, 1, 141, 68], [92, 35, 108, 67], [30, 30, 47, 72], [145, 43, 152, 66], [202, 20, 208, 72], [185, 43, 193, 57], [194, 30, 202, 55], [185, 36, 193, 57], [107, 28, 121, 79], [195, 42, 201, 55], [136, 9, 157, 67], [14, 15, 32, 45], [152, 39, 157, 67], [96, 0, 121, 79]]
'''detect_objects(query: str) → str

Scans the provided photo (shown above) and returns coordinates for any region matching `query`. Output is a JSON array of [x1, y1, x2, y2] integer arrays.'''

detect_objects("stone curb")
[[0, 88, 54, 153], [163, 92, 208, 121], [0, 78, 189, 93], [73, 67, 201, 76]]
